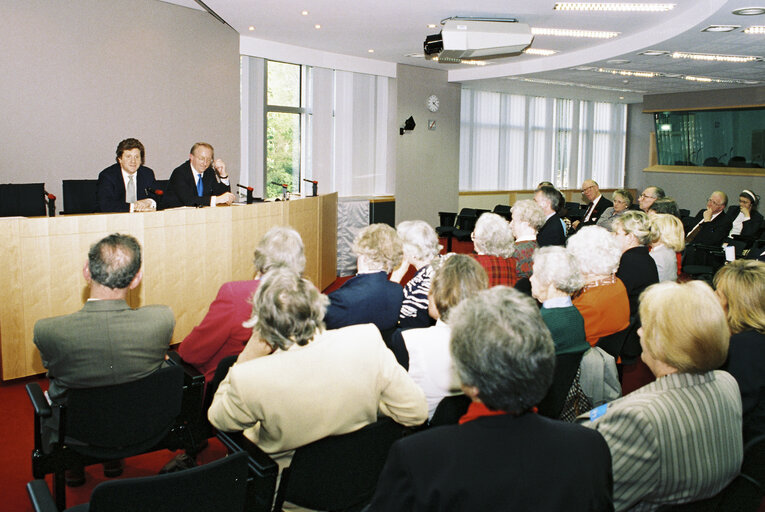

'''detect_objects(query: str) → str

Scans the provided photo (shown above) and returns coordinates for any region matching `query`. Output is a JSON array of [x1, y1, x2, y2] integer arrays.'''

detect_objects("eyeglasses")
[[707, 197, 724, 206], [639, 193, 656, 200], [582, 185, 596, 192]]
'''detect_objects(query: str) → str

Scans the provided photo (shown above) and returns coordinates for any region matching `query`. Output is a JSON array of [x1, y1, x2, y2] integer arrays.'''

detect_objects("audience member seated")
[[725, 190, 763, 252], [97, 138, 158, 213], [509, 199, 545, 279], [34, 233, 173, 485], [580, 281, 742, 511], [470, 212, 517, 286], [535, 185, 566, 247], [208, 268, 427, 478], [567, 226, 630, 346], [572, 179, 612, 231], [612, 211, 659, 317], [178, 226, 305, 384], [164, 142, 235, 208], [638, 186, 665, 213], [531, 247, 588, 356], [715, 260, 765, 442], [596, 189, 632, 232], [324, 223, 404, 331], [685, 190, 732, 245], [648, 214, 685, 282], [366, 287, 614, 511], [648, 197, 680, 217], [390, 220, 441, 330], [390, 255, 488, 419]]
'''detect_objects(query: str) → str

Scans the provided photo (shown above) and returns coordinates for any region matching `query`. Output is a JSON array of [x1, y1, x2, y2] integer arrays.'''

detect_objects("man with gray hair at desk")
[[33, 233, 174, 486]]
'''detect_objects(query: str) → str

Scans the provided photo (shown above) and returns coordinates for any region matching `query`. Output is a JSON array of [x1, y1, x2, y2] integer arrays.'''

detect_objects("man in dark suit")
[[164, 142, 235, 208], [572, 179, 612, 231], [684, 190, 734, 266], [535, 185, 566, 246], [97, 138, 159, 212], [366, 287, 613, 511], [34, 233, 174, 485]]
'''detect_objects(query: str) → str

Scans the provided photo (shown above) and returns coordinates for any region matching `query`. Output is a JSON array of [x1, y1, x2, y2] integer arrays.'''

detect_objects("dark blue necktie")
[[196, 174, 204, 197]]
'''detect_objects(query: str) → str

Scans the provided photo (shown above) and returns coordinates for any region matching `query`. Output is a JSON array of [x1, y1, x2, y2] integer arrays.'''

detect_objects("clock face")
[[426, 94, 440, 112]]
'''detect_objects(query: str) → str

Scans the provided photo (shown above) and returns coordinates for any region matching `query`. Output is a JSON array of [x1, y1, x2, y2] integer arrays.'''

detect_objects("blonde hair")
[[649, 214, 685, 252], [430, 254, 488, 321], [352, 224, 403, 273], [473, 213, 514, 258], [714, 260, 765, 335], [612, 210, 652, 245], [511, 199, 546, 230], [639, 281, 729, 373]]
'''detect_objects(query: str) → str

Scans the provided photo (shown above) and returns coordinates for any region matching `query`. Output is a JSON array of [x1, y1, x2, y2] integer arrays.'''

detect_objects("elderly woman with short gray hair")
[[390, 220, 442, 329], [596, 189, 633, 232], [567, 226, 630, 346], [471, 212, 518, 287], [510, 199, 546, 279]]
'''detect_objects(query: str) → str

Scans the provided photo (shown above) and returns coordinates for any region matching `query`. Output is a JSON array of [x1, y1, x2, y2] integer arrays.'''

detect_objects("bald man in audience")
[[572, 179, 612, 231]]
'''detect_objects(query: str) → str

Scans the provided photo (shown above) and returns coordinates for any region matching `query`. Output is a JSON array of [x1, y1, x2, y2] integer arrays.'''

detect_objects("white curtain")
[[460, 89, 626, 190]]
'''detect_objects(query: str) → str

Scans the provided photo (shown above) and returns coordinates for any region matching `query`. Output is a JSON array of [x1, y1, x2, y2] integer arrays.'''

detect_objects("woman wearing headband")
[[729, 189, 763, 238]]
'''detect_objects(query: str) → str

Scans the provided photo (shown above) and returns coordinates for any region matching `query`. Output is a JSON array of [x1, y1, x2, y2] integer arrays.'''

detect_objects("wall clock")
[[426, 94, 440, 112]]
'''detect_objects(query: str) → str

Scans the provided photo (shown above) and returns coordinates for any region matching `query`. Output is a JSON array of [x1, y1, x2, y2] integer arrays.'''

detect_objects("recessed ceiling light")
[[607, 59, 631, 64], [427, 24, 437, 28], [368, 49, 374, 53], [639, 50, 669, 56], [248, 26, 255, 31], [314, 24, 321, 29], [597, 67, 657, 78], [504, 76, 647, 93], [531, 27, 619, 38], [671, 51, 761, 63], [434, 56, 486, 65], [745, 25, 765, 33], [524, 48, 558, 56], [579, 66, 760, 85], [733, 7, 765, 15], [405, 53, 425, 58], [702, 25, 740, 32], [301, 10, 309, 16], [619, 96, 625, 99], [554, 2, 675, 11]]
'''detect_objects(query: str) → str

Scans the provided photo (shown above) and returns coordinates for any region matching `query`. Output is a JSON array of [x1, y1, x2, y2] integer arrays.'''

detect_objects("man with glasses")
[[97, 138, 159, 212], [638, 186, 665, 213], [571, 179, 612, 231], [684, 191, 733, 266], [164, 142, 235, 208]]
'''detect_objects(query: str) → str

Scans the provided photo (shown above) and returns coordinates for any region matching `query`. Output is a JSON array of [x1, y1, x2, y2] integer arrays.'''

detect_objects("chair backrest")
[[62, 179, 99, 214], [437, 211, 457, 228], [275, 417, 409, 511], [429, 394, 472, 427], [63, 365, 184, 458], [455, 208, 477, 231], [203, 355, 238, 416], [86, 451, 248, 512], [537, 352, 585, 419], [0, 183, 46, 217]]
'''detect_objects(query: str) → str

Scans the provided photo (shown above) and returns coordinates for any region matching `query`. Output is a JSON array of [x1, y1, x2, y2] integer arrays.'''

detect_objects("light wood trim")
[[643, 165, 765, 177], [0, 194, 338, 381]]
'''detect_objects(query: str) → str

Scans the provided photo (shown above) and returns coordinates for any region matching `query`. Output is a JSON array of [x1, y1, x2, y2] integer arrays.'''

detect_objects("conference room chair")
[[492, 204, 512, 221], [25, 365, 196, 510], [61, 180, 99, 214], [0, 182, 47, 217], [436, 211, 458, 252], [26, 451, 249, 512]]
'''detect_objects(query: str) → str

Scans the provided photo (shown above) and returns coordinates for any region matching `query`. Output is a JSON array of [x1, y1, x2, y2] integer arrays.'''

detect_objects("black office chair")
[[272, 417, 410, 512], [452, 208, 479, 243], [26, 451, 249, 512], [682, 243, 727, 284], [429, 394, 472, 427], [436, 211, 458, 252], [0, 183, 47, 217], [26, 365, 194, 510], [61, 180, 99, 214], [493, 204, 512, 221]]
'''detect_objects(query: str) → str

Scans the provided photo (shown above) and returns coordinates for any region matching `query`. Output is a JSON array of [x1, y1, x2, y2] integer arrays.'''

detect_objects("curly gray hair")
[[532, 246, 585, 295], [352, 224, 404, 273], [511, 199, 546, 230], [473, 213, 514, 258], [253, 226, 306, 275], [566, 225, 622, 277], [397, 220, 441, 264]]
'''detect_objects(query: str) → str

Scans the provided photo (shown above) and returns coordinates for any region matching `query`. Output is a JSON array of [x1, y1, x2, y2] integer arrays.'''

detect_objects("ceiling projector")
[[424, 17, 533, 62]]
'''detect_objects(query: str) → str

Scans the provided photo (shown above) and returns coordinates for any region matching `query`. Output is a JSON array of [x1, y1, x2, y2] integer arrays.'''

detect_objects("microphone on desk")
[[302, 179, 318, 197], [145, 188, 164, 196], [44, 191, 56, 217], [237, 184, 256, 204], [271, 182, 289, 201]]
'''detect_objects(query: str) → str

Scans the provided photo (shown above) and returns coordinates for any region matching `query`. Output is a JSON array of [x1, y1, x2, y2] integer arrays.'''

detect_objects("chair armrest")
[[166, 351, 204, 381], [26, 480, 59, 512], [216, 431, 275, 469], [26, 383, 52, 419], [216, 431, 278, 512]]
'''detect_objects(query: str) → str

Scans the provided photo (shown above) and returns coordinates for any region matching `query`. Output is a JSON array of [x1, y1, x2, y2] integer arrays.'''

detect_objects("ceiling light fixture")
[[702, 25, 740, 32], [578, 66, 760, 85], [531, 27, 619, 38], [607, 59, 631, 64], [733, 7, 765, 15], [639, 50, 669, 56], [435, 56, 486, 65], [744, 25, 765, 33], [504, 76, 646, 93], [671, 51, 761, 62], [427, 24, 437, 28], [314, 24, 321, 29], [368, 49, 374, 53], [248, 26, 255, 31], [301, 10, 309, 15], [553, 2, 675, 11], [597, 67, 657, 78], [523, 48, 558, 56]]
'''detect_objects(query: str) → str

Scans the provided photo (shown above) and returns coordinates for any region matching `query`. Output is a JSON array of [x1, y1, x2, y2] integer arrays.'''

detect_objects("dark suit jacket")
[[688, 209, 733, 246], [33, 299, 174, 403], [581, 196, 614, 227], [97, 163, 157, 213], [164, 160, 230, 208], [726, 206, 764, 239], [615, 246, 659, 318], [723, 329, 765, 442], [324, 271, 403, 331], [537, 213, 566, 247], [366, 412, 613, 511]]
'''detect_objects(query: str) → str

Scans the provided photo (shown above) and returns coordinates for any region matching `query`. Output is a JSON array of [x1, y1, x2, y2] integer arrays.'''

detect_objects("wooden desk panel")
[[0, 194, 337, 380]]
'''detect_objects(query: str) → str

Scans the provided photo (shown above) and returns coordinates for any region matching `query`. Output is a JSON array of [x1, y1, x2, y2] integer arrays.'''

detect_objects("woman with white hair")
[[530, 246, 588, 356], [391, 220, 442, 329], [325, 224, 404, 332], [471, 212, 518, 286], [510, 199, 546, 279], [596, 189, 633, 232], [567, 226, 630, 346], [648, 213, 685, 282], [612, 211, 659, 317], [179, 225, 306, 383]]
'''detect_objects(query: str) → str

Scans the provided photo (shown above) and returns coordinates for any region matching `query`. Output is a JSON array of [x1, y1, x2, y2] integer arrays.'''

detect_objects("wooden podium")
[[0, 194, 337, 380]]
